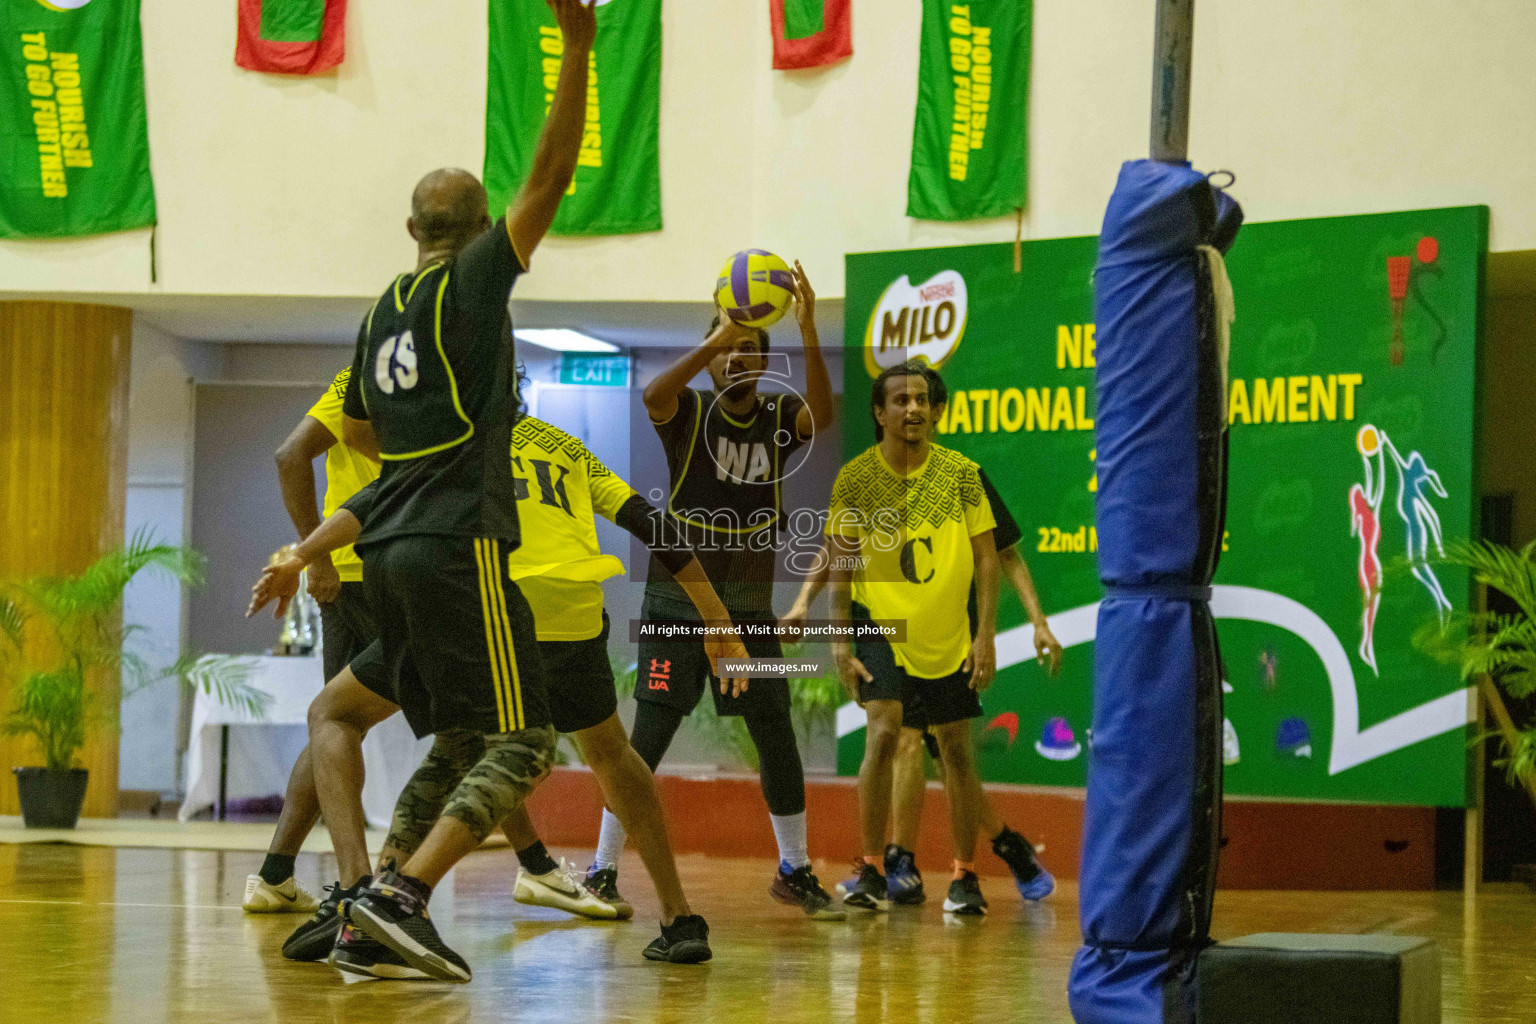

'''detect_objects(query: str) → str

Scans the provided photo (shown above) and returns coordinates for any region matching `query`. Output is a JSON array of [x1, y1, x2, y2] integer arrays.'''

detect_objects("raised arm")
[[790, 261, 834, 440], [641, 318, 756, 424], [506, 0, 598, 266]]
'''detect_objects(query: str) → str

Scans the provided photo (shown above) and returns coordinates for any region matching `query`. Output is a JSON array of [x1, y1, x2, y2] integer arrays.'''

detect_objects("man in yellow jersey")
[[824, 359, 1000, 916], [783, 369, 1064, 908], [241, 367, 381, 916], [249, 415, 748, 974]]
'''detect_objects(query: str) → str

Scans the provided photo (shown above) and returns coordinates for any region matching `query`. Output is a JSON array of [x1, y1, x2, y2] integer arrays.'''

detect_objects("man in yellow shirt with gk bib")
[[243, 367, 381, 916]]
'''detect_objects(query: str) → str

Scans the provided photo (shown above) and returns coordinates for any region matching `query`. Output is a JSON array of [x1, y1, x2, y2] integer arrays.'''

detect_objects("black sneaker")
[[942, 871, 988, 916], [328, 922, 431, 981], [993, 826, 1056, 901], [642, 914, 712, 964], [282, 879, 362, 961], [348, 872, 470, 982], [839, 862, 890, 912], [884, 846, 926, 906], [582, 864, 633, 919], [770, 863, 846, 920]]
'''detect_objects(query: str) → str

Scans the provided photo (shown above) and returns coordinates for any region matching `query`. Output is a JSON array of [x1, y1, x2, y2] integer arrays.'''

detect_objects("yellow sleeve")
[[583, 448, 639, 522], [962, 464, 997, 537], [825, 466, 863, 541], [306, 370, 352, 441]]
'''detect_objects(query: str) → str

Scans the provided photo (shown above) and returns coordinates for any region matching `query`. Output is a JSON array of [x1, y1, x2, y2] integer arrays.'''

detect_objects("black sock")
[[259, 853, 296, 885], [517, 840, 559, 876], [399, 873, 433, 904]]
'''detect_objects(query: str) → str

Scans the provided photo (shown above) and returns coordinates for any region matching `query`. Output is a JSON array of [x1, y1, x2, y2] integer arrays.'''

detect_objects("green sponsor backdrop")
[[484, 0, 661, 237], [0, 0, 155, 239], [840, 205, 1486, 806]]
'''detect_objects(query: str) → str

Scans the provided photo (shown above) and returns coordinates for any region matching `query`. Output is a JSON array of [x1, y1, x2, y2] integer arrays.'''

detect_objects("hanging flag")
[[907, 0, 1031, 221], [0, 0, 156, 239], [485, 0, 661, 237], [235, 0, 346, 76], [770, 0, 852, 70]]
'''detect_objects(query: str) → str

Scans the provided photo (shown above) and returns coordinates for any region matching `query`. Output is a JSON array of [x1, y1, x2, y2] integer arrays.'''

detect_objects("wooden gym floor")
[[0, 842, 1531, 1024]]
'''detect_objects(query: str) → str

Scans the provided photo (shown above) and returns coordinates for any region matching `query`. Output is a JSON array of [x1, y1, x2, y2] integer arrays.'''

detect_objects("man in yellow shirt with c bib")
[[826, 359, 1001, 917]]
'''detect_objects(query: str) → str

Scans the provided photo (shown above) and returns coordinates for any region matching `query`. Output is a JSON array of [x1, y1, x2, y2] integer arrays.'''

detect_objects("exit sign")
[[558, 354, 630, 387]]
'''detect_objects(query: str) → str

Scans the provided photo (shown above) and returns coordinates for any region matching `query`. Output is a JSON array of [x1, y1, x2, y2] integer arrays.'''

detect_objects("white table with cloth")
[[180, 655, 431, 828]]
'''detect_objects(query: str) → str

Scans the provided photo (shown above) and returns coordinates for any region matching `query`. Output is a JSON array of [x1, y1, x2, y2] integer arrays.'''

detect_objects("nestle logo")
[[919, 282, 954, 302]]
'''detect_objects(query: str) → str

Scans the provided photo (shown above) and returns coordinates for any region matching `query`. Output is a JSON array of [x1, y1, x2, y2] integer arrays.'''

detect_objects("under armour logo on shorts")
[[647, 658, 671, 691]]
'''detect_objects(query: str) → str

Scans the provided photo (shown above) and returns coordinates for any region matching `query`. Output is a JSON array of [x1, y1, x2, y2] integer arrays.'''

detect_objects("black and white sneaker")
[[770, 863, 846, 920], [642, 914, 712, 964], [282, 879, 363, 961], [582, 865, 633, 920], [942, 871, 988, 916], [348, 872, 470, 983], [838, 862, 890, 913], [328, 922, 431, 982]]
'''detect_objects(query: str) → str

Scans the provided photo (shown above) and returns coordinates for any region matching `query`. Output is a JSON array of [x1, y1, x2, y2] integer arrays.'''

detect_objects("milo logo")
[[864, 270, 968, 377], [35, 0, 94, 9]]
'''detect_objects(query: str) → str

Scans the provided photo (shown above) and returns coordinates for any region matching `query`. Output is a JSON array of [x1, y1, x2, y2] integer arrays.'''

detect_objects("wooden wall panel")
[[0, 301, 131, 818]]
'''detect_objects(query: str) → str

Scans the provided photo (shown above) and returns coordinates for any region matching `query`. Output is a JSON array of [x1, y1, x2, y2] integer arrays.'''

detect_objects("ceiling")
[[0, 290, 847, 349]]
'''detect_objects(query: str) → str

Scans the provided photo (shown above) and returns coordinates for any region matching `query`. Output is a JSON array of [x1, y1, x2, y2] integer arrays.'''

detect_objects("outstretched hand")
[[791, 260, 816, 331], [547, 0, 597, 51], [248, 554, 305, 620]]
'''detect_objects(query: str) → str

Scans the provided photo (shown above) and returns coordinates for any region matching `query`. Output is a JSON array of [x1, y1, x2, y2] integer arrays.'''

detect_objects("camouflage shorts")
[[384, 725, 556, 855]]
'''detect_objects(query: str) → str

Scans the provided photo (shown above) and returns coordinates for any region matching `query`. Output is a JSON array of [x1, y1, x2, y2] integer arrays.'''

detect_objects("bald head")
[[408, 168, 491, 254]]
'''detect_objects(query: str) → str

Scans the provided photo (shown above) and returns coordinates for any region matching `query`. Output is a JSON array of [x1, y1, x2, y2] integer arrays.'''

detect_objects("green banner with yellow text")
[[842, 206, 1487, 806], [0, 0, 155, 239], [907, 0, 1029, 221], [484, 0, 660, 237]]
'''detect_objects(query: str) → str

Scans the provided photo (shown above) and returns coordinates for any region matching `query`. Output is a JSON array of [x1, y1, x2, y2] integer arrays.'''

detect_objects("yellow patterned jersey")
[[507, 417, 637, 641], [827, 443, 995, 678], [307, 370, 382, 582]]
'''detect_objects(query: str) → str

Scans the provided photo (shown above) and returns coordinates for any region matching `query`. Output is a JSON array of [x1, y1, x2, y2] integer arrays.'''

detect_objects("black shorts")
[[321, 581, 378, 684], [361, 534, 550, 738], [854, 624, 982, 728], [347, 638, 396, 704], [541, 613, 619, 735], [634, 594, 790, 718]]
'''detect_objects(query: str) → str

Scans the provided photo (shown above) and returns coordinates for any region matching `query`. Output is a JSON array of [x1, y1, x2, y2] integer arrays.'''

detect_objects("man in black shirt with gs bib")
[[313, 0, 640, 984]]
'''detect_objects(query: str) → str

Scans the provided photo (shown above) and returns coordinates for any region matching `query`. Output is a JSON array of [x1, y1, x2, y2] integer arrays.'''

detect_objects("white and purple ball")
[[714, 249, 795, 329]]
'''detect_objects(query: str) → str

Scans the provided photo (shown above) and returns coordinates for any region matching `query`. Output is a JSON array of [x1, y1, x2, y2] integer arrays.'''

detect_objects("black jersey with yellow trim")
[[644, 385, 809, 614], [342, 216, 528, 549]]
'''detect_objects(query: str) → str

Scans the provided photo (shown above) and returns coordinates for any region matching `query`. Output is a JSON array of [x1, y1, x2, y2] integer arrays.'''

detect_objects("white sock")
[[771, 811, 810, 870], [593, 809, 627, 870]]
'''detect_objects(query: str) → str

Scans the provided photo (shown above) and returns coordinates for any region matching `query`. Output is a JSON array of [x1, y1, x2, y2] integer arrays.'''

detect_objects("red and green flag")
[[485, 0, 661, 236], [770, 0, 852, 70], [236, 0, 346, 75], [0, 0, 156, 239], [907, 0, 1031, 221]]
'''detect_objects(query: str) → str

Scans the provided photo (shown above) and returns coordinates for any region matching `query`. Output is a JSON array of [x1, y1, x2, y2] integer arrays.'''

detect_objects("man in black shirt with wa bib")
[[586, 265, 845, 920], [300, 0, 631, 984]]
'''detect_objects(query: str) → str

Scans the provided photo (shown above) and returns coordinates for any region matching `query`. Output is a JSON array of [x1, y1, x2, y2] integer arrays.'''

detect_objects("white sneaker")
[[514, 859, 620, 920], [243, 874, 320, 913]]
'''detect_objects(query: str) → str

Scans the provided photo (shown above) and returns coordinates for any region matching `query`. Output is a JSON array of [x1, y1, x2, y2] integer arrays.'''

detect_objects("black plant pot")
[[13, 767, 89, 829]]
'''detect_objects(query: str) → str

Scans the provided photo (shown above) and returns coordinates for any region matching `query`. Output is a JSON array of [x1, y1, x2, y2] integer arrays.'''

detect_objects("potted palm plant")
[[1413, 539, 1536, 806], [1, 532, 267, 828]]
